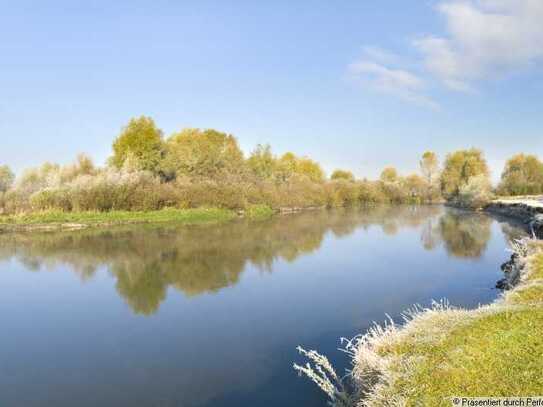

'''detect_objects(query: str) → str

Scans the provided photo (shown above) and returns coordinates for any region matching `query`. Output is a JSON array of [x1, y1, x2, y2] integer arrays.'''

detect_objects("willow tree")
[[110, 116, 164, 173], [440, 149, 489, 200]]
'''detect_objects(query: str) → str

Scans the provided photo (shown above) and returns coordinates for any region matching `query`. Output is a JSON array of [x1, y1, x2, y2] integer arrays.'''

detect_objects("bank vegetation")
[[2, 116, 541, 223]]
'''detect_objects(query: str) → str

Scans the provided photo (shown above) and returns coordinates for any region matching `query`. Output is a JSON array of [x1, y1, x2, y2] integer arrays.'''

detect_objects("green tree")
[[0, 165, 14, 193], [440, 149, 489, 200], [110, 116, 164, 173], [498, 154, 543, 196], [331, 169, 355, 182], [163, 128, 244, 179]]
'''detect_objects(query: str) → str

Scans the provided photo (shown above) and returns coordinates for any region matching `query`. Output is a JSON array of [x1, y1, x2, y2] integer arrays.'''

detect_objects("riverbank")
[[351, 200, 543, 405], [485, 197, 543, 238], [296, 199, 543, 406], [0, 207, 240, 232], [345, 241, 543, 406]]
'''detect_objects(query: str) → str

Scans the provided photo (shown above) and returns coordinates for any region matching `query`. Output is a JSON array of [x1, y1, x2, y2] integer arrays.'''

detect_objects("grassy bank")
[[357, 241, 543, 405], [296, 240, 543, 406], [0, 207, 238, 231]]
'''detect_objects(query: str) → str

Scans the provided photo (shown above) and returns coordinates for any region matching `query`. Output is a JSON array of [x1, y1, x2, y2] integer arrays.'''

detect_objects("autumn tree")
[[163, 128, 244, 180], [419, 151, 439, 184], [440, 149, 489, 200], [380, 167, 399, 183], [110, 116, 164, 173], [331, 169, 355, 182], [419, 151, 441, 201], [0, 165, 14, 192], [403, 174, 427, 202], [498, 154, 543, 196], [247, 144, 276, 180], [293, 157, 325, 182]]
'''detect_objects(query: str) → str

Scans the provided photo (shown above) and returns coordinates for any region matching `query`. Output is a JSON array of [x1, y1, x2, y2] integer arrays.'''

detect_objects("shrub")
[[457, 174, 494, 209]]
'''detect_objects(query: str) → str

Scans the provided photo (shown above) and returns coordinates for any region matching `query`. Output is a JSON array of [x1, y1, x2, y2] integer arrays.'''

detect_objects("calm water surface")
[[0, 206, 525, 406]]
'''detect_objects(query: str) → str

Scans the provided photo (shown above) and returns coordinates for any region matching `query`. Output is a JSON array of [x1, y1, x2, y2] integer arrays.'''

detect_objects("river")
[[0, 206, 525, 406]]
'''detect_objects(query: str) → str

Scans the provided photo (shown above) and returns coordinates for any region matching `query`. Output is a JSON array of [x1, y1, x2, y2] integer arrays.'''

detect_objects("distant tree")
[[380, 167, 399, 183], [275, 152, 298, 182], [420, 151, 439, 184], [60, 153, 95, 182], [419, 151, 441, 202], [163, 128, 244, 179], [498, 154, 543, 196], [331, 169, 355, 182], [0, 165, 14, 192], [273, 152, 324, 183], [403, 174, 427, 201], [295, 157, 325, 182], [247, 144, 276, 180], [110, 116, 164, 173], [440, 149, 489, 199]]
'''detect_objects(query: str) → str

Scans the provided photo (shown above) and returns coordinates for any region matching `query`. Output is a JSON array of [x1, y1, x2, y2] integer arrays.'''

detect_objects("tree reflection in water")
[[0, 206, 513, 315]]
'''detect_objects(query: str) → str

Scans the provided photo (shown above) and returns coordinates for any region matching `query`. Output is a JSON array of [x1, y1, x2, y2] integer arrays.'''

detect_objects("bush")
[[457, 174, 494, 209]]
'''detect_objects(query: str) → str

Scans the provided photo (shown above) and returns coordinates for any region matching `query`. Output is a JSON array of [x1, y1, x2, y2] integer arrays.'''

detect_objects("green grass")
[[530, 254, 543, 280], [245, 204, 275, 220], [0, 207, 237, 229], [374, 251, 543, 406], [387, 309, 543, 405]]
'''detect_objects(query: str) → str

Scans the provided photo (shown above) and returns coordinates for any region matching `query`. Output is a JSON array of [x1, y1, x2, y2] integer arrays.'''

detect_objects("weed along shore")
[[0, 208, 239, 232], [295, 199, 543, 406]]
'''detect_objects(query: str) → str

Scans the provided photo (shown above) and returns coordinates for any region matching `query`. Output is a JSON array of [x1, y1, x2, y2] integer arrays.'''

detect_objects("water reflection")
[[0, 206, 507, 315]]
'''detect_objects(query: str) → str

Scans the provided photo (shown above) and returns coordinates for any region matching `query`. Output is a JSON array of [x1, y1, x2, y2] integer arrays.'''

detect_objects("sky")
[[1, 0, 543, 182]]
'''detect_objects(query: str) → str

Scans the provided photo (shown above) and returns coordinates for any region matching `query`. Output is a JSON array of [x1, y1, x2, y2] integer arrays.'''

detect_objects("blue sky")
[[1, 0, 542, 182]]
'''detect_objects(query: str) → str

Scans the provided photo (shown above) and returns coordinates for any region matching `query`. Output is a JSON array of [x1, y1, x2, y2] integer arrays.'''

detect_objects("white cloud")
[[361, 46, 401, 65], [415, 0, 543, 91], [348, 60, 439, 109]]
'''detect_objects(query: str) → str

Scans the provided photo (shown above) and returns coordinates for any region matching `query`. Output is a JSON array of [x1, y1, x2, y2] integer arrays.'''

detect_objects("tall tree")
[[110, 116, 164, 173], [440, 148, 489, 199], [163, 128, 244, 179], [420, 151, 439, 184]]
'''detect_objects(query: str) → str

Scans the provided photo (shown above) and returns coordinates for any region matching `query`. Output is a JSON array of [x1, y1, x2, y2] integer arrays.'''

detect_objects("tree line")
[[0, 115, 541, 214]]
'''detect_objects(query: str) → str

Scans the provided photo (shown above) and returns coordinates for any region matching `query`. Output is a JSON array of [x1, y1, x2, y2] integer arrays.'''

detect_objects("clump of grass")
[[245, 204, 274, 220], [293, 347, 354, 407]]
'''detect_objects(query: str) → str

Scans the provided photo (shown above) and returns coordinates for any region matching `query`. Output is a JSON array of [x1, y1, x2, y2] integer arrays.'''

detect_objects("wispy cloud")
[[415, 0, 543, 91], [348, 48, 439, 109], [349, 0, 543, 105]]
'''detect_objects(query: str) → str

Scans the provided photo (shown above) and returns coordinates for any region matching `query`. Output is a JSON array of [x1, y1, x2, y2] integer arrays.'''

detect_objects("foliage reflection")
[[0, 206, 511, 315]]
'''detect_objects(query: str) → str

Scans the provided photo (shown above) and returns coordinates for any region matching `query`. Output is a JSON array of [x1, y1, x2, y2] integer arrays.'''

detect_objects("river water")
[[0, 206, 525, 406]]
